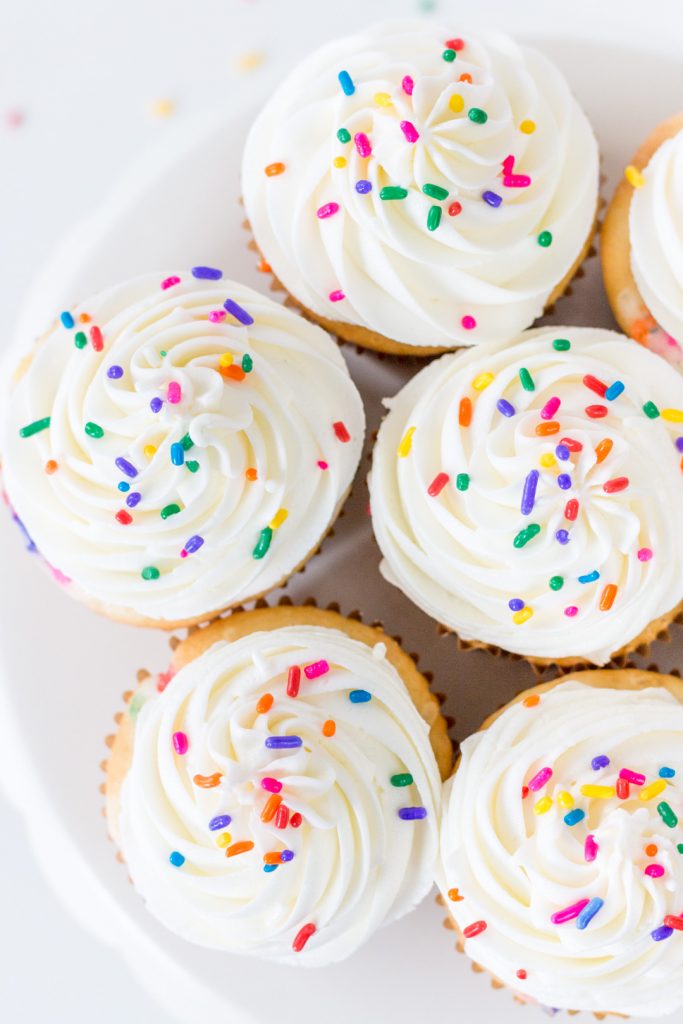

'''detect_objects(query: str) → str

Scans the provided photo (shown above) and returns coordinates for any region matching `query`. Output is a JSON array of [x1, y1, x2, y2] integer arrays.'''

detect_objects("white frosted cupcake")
[[243, 20, 599, 355], [105, 606, 450, 964], [2, 271, 364, 627], [437, 670, 683, 1018], [369, 326, 683, 665]]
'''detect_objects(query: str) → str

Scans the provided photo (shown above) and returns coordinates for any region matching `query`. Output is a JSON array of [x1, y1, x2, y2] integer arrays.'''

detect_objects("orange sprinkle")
[[535, 421, 560, 436], [264, 851, 283, 865], [448, 887, 464, 902], [459, 397, 472, 427], [322, 719, 336, 737], [221, 364, 246, 382], [78, 312, 91, 323], [459, 73, 472, 83], [245, 467, 258, 481], [261, 794, 283, 823], [265, 162, 285, 177], [45, 459, 58, 474], [522, 694, 541, 708], [256, 693, 274, 714], [594, 438, 613, 464], [599, 583, 618, 611], [193, 772, 223, 788], [226, 841, 254, 858], [645, 843, 658, 857], [257, 258, 272, 273]]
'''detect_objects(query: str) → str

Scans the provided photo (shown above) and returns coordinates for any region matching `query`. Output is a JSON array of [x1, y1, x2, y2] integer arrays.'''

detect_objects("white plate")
[[2, 14, 682, 1024]]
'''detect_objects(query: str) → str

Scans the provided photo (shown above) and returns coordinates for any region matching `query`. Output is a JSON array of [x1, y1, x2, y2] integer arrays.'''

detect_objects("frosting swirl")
[[117, 625, 442, 964], [438, 678, 683, 1017], [243, 19, 599, 349], [369, 327, 683, 664], [2, 272, 364, 623]]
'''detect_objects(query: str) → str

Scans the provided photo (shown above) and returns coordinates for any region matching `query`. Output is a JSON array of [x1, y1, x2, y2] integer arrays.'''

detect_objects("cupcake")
[[2, 271, 364, 627], [368, 326, 683, 666], [105, 605, 451, 964], [437, 670, 683, 1018], [242, 20, 599, 356], [602, 112, 683, 368]]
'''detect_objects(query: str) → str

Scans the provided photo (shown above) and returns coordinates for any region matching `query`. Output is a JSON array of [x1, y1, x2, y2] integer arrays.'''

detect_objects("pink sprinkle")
[[172, 731, 189, 755], [317, 202, 340, 219], [619, 768, 646, 786], [400, 120, 419, 143], [503, 174, 532, 188], [354, 133, 372, 158], [157, 667, 175, 693], [208, 309, 227, 322], [167, 381, 182, 404], [304, 660, 330, 680], [645, 864, 665, 879], [161, 275, 181, 290], [585, 835, 599, 862], [329, 290, 345, 302], [564, 606, 579, 617], [180, 549, 188, 558], [461, 315, 477, 330], [317, 460, 329, 470], [551, 899, 591, 925], [637, 547, 653, 562], [261, 777, 283, 794], [502, 155, 515, 174], [5, 109, 24, 128], [528, 766, 553, 791], [540, 396, 561, 420], [402, 75, 414, 96]]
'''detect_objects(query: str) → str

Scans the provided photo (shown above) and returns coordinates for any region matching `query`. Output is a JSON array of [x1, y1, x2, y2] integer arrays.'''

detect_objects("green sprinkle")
[[74, 331, 87, 349], [519, 368, 535, 391], [337, 128, 351, 144], [141, 566, 160, 581], [19, 416, 51, 438], [538, 231, 553, 247], [379, 186, 409, 201], [422, 183, 449, 201], [456, 473, 470, 491], [160, 503, 181, 519], [390, 773, 414, 787], [442, 48, 457, 62], [186, 460, 199, 473], [180, 433, 194, 451], [678, 843, 683, 854], [552, 338, 571, 351], [84, 421, 104, 438], [468, 107, 488, 124], [549, 575, 564, 591], [253, 526, 273, 559], [160, 350, 167, 357], [643, 401, 660, 419], [128, 693, 146, 719], [242, 353, 253, 373], [427, 205, 442, 231], [513, 523, 541, 549], [657, 802, 679, 829]]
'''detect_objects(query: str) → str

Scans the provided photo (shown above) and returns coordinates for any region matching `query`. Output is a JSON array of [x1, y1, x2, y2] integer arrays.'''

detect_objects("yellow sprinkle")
[[639, 779, 667, 802], [540, 453, 557, 468], [557, 791, 574, 809], [150, 98, 175, 118], [269, 508, 289, 530], [519, 119, 536, 134], [534, 796, 553, 815], [235, 50, 265, 74], [580, 785, 616, 799], [374, 92, 392, 107], [625, 164, 645, 189], [662, 408, 683, 423], [512, 606, 533, 625], [472, 372, 495, 392], [219, 352, 233, 367], [216, 832, 233, 848], [143, 444, 157, 458], [449, 94, 464, 114], [398, 427, 416, 458], [333, 156, 347, 168]]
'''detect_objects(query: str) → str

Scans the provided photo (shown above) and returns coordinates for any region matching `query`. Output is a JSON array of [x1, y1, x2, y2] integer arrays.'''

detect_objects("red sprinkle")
[[583, 374, 608, 397], [290, 812, 303, 828], [564, 498, 579, 521], [428, 472, 450, 497], [664, 915, 683, 930], [521, 785, 529, 799], [463, 920, 487, 939], [616, 777, 630, 799], [115, 509, 133, 525], [292, 923, 316, 952], [90, 325, 104, 351], [516, 969, 527, 981], [603, 477, 629, 493], [274, 803, 290, 829], [287, 665, 301, 698], [448, 201, 463, 216], [445, 37, 465, 50], [333, 421, 350, 443], [560, 437, 583, 452], [586, 405, 608, 418]]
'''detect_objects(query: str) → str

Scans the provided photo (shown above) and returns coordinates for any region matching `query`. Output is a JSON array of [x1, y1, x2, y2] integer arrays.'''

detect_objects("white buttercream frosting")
[[242, 19, 599, 349], [2, 272, 364, 622], [369, 327, 683, 664], [438, 679, 683, 1017], [117, 624, 442, 964]]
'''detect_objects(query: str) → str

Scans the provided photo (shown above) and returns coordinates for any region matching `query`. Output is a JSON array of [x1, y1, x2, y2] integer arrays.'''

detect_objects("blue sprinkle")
[[115, 456, 138, 479], [592, 755, 610, 771], [659, 766, 676, 779], [118, 481, 130, 492], [605, 381, 625, 401], [265, 736, 303, 749], [555, 444, 570, 461], [60, 311, 75, 329], [338, 69, 355, 95], [398, 807, 428, 821], [564, 808, 586, 827], [676, 437, 683, 453], [497, 399, 516, 417], [263, 864, 278, 873], [576, 897, 604, 930], [355, 179, 372, 194], [208, 815, 232, 831], [508, 598, 524, 612], [482, 190, 502, 208], [184, 534, 204, 554], [349, 689, 372, 703], [280, 850, 295, 862], [557, 474, 572, 490], [192, 266, 223, 280], [170, 442, 185, 466], [107, 365, 124, 380], [169, 851, 185, 867], [578, 570, 600, 584], [652, 925, 674, 942], [224, 298, 254, 326], [126, 491, 141, 508], [555, 529, 570, 545], [150, 397, 163, 414]]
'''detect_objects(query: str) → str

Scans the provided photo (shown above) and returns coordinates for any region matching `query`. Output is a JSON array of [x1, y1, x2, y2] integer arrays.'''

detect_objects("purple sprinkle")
[[192, 266, 223, 280], [592, 755, 610, 770], [126, 492, 141, 508], [115, 456, 138, 479], [497, 399, 515, 417], [224, 298, 254, 326], [184, 535, 204, 554], [556, 529, 570, 545], [355, 179, 372, 194], [521, 469, 539, 516], [555, 444, 570, 461], [398, 807, 428, 821], [676, 437, 683, 453], [280, 850, 295, 862], [150, 397, 163, 413], [652, 926, 674, 942], [107, 365, 124, 380], [508, 598, 524, 612], [482, 190, 502, 208], [208, 815, 231, 831], [265, 736, 303, 749], [557, 474, 572, 489]]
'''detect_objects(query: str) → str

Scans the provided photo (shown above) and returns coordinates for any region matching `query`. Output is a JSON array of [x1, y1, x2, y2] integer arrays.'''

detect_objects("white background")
[[1, 2, 681, 1022]]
